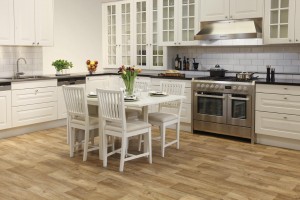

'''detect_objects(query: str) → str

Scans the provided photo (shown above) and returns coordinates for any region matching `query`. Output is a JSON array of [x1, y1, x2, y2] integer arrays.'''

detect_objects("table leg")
[[142, 106, 149, 153]]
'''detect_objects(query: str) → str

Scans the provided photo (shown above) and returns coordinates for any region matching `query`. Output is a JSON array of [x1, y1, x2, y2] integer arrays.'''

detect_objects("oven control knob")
[[232, 86, 237, 90], [215, 85, 219, 89], [205, 84, 210, 89], [210, 85, 215, 89], [200, 84, 205, 88], [237, 86, 242, 91], [219, 85, 224, 90], [243, 86, 248, 91]]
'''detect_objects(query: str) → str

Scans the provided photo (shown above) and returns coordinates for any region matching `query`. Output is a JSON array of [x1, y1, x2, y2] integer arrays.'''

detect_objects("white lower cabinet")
[[11, 80, 58, 127], [0, 91, 12, 130], [12, 102, 57, 127], [255, 84, 300, 147]]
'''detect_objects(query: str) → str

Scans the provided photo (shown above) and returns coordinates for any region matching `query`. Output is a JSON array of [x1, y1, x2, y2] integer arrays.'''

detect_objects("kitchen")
[[1, 0, 300, 199]]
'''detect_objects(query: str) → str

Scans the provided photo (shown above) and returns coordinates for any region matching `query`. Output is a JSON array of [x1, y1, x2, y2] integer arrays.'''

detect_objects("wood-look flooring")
[[0, 127, 300, 200]]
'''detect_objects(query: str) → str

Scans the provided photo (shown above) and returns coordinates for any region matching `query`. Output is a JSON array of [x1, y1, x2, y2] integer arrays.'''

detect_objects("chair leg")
[[138, 135, 143, 151], [148, 128, 152, 164], [111, 136, 115, 151], [161, 125, 166, 158], [70, 127, 75, 157], [120, 136, 127, 172], [90, 130, 95, 146], [103, 134, 108, 167], [176, 122, 180, 149], [83, 128, 89, 162], [67, 117, 70, 144]]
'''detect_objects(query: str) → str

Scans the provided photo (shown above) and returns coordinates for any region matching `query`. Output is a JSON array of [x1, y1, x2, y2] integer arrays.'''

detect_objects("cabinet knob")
[[225, 16, 228, 19], [32, 42, 35, 45], [178, 42, 181, 45], [230, 16, 233, 19], [296, 39, 299, 42], [289, 39, 292, 42], [284, 97, 287, 100], [174, 42, 177, 45], [283, 116, 287, 119], [284, 88, 288, 90], [37, 42, 39, 45]]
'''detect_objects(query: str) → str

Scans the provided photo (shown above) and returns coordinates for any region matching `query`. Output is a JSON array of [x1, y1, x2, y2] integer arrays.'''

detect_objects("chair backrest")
[[96, 89, 126, 130], [62, 86, 88, 119], [135, 78, 151, 92], [159, 81, 185, 115]]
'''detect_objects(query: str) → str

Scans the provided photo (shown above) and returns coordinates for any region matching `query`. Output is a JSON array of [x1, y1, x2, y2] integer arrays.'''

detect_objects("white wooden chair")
[[97, 89, 152, 172], [125, 78, 151, 120], [62, 86, 100, 161], [148, 81, 185, 157]]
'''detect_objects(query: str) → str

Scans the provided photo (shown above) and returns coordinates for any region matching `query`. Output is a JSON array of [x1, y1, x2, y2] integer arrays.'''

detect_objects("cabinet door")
[[14, 0, 35, 45], [264, 0, 296, 44], [256, 111, 300, 140], [230, 0, 263, 19], [35, 0, 54, 46], [200, 0, 230, 21], [150, 0, 166, 69], [12, 102, 57, 127], [178, 0, 200, 45], [295, 1, 300, 43], [161, 0, 178, 45], [0, 91, 11, 130], [102, 3, 118, 68], [134, 0, 149, 68], [86, 76, 111, 94], [0, 0, 14, 45], [120, 2, 133, 67]]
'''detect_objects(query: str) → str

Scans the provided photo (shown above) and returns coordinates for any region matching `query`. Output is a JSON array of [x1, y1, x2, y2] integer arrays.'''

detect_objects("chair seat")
[[148, 112, 178, 123], [70, 116, 98, 126], [105, 120, 151, 132]]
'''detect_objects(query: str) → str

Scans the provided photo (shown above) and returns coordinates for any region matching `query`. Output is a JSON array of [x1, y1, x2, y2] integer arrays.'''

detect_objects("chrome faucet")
[[16, 57, 26, 79]]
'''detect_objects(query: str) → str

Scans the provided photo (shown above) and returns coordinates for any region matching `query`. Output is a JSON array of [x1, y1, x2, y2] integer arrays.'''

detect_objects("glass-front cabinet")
[[133, 0, 167, 69], [103, 0, 166, 69], [160, 0, 200, 46], [102, 1, 133, 68], [264, 0, 300, 44]]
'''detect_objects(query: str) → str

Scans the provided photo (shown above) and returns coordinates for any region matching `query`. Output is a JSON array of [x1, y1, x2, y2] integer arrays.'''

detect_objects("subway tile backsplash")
[[175, 45, 300, 74], [0, 46, 43, 78]]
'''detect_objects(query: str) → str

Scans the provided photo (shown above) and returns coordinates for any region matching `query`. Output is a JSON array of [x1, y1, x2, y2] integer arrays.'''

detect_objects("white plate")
[[149, 91, 168, 96], [87, 94, 97, 98]]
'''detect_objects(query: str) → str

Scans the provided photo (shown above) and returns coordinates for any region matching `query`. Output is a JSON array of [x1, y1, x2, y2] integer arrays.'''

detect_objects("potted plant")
[[52, 59, 73, 75]]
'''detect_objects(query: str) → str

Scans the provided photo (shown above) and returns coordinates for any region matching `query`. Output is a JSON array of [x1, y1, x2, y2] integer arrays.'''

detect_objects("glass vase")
[[123, 77, 135, 97]]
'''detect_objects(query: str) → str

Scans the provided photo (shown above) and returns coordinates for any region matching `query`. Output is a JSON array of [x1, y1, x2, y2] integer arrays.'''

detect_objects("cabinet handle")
[[230, 16, 233, 19], [149, 44, 152, 46], [284, 97, 287, 100], [35, 89, 39, 95], [225, 16, 228, 19], [174, 42, 177, 45], [178, 42, 181, 45], [37, 42, 39, 45], [296, 39, 299, 42], [284, 88, 288, 90], [289, 39, 292, 42], [283, 117, 287, 120]]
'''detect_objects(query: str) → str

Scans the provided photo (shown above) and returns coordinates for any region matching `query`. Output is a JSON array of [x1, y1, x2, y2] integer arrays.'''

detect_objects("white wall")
[[42, 0, 103, 75]]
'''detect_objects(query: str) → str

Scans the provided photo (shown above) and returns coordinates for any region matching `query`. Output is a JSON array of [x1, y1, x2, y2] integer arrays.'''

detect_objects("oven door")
[[194, 91, 227, 124], [227, 94, 252, 127]]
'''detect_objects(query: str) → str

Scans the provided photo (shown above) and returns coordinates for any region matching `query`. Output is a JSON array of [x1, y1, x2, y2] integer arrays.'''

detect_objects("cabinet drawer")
[[12, 87, 57, 106], [12, 102, 57, 127], [256, 84, 300, 95], [12, 80, 57, 90], [255, 111, 300, 140], [256, 93, 300, 115]]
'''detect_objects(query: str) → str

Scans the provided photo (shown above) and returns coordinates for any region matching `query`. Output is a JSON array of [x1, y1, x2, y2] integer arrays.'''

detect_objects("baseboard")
[[256, 134, 300, 151], [0, 119, 67, 139]]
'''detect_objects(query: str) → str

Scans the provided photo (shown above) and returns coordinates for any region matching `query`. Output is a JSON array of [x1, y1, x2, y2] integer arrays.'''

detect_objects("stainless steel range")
[[192, 77, 255, 143]]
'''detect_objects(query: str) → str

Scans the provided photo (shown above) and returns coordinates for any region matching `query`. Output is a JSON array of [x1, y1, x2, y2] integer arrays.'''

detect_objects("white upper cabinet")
[[0, 0, 14, 45], [160, 0, 200, 46], [102, 0, 167, 69], [264, 0, 299, 44], [133, 0, 167, 69], [102, 1, 133, 68], [14, 0, 53, 46], [201, 0, 263, 21]]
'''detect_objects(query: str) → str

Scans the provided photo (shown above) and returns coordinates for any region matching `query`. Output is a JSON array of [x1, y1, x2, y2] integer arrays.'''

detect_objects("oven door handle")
[[195, 93, 225, 99], [229, 96, 250, 101]]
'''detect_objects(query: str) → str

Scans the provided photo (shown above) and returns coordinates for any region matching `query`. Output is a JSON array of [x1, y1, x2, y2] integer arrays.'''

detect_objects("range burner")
[[194, 76, 257, 82]]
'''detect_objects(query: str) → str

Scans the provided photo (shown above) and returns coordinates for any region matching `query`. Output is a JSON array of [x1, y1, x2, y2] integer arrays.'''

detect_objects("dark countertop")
[[1, 72, 300, 86], [255, 78, 300, 86]]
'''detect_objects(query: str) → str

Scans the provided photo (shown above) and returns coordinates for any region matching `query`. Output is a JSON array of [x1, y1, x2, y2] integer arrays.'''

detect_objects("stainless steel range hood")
[[194, 18, 262, 40]]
